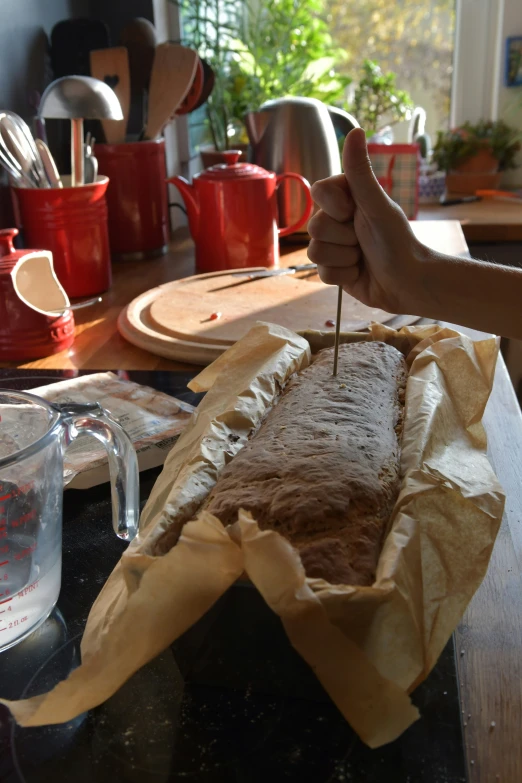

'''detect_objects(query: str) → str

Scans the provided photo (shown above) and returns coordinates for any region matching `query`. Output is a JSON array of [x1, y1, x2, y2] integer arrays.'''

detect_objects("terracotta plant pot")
[[452, 146, 499, 174], [446, 146, 501, 194], [445, 171, 502, 195]]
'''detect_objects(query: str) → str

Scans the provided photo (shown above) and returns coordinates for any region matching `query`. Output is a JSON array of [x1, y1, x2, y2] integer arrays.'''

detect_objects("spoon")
[[39, 76, 123, 186], [47, 295, 102, 314], [35, 140, 63, 188]]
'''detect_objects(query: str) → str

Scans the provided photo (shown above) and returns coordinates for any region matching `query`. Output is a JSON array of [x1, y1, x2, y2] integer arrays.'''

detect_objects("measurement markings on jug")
[[18, 580, 39, 598], [14, 543, 36, 560], [0, 481, 35, 503], [7, 617, 27, 629]]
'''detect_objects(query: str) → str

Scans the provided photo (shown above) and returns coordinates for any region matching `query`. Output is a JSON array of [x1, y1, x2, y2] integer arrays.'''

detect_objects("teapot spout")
[[244, 111, 270, 146], [167, 176, 200, 239]]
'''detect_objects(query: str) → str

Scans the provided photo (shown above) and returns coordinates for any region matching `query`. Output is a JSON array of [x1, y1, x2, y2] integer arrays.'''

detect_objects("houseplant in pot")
[[432, 120, 522, 193], [349, 59, 413, 142]]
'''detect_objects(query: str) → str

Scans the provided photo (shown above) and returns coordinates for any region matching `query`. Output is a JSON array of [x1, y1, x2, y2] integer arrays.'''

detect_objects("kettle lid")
[[198, 150, 272, 181]]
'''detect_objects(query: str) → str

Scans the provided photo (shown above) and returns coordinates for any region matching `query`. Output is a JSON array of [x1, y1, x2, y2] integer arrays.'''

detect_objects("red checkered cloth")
[[367, 143, 419, 219]]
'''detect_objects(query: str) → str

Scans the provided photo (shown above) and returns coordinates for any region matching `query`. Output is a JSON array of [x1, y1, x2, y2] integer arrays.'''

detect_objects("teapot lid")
[[198, 150, 272, 181]]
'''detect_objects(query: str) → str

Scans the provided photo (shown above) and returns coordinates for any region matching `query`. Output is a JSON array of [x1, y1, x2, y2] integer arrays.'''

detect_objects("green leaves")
[[351, 60, 414, 135], [174, 1, 416, 149], [226, 0, 352, 115], [173, 0, 352, 149]]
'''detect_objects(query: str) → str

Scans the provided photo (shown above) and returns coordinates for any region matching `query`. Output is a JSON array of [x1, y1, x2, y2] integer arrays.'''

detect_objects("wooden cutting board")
[[149, 271, 394, 343], [119, 268, 421, 365]]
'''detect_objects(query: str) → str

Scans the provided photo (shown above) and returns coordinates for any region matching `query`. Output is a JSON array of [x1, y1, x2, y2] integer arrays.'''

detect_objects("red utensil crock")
[[11, 178, 111, 298], [168, 151, 314, 273], [96, 139, 169, 260]]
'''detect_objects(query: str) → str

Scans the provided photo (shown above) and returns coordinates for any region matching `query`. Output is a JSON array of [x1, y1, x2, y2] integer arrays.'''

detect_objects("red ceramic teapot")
[[167, 151, 313, 273], [0, 228, 75, 361]]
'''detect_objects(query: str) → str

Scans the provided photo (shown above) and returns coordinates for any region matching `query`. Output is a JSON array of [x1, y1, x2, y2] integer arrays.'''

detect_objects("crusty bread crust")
[[155, 342, 407, 586]]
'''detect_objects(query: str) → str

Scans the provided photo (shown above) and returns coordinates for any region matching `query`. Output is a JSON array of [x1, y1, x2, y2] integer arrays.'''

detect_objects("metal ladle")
[[39, 76, 122, 187]]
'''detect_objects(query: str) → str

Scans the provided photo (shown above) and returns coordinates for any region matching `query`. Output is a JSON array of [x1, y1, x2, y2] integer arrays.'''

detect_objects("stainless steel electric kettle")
[[245, 97, 359, 236]]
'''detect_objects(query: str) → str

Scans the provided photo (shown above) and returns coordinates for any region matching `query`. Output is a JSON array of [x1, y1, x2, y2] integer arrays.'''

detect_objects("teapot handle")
[[276, 173, 314, 238]]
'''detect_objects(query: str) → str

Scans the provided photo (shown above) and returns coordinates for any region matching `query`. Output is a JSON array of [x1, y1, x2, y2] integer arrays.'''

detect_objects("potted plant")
[[349, 59, 414, 140], [432, 120, 522, 193]]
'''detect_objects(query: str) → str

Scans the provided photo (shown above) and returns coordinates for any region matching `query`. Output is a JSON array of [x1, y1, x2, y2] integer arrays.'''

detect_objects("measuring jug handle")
[[54, 402, 139, 541]]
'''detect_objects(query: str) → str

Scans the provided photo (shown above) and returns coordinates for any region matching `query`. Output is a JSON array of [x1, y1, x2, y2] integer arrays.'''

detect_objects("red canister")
[[0, 228, 75, 361], [11, 178, 111, 298], [96, 139, 169, 260]]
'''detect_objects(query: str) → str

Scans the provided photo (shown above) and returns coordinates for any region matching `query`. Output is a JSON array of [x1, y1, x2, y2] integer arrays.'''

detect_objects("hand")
[[307, 128, 430, 315]]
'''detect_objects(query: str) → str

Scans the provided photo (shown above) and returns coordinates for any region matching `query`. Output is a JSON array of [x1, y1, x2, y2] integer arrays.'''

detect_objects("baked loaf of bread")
[[156, 341, 408, 586]]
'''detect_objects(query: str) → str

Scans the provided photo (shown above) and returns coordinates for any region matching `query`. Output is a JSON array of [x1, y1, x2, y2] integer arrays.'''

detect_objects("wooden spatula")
[[142, 44, 199, 141], [90, 47, 130, 144], [120, 18, 157, 132]]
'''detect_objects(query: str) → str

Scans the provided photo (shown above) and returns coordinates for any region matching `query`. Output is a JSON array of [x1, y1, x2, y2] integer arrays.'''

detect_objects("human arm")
[[307, 128, 522, 340]]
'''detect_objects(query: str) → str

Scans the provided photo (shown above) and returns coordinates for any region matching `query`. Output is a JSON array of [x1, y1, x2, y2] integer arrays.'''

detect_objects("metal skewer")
[[333, 285, 343, 376]]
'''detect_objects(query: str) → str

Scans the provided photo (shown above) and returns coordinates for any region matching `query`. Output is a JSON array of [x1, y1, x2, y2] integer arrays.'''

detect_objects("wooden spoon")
[[176, 57, 204, 116], [141, 44, 199, 141], [120, 17, 157, 95], [120, 17, 157, 131], [90, 47, 131, 144], [190, 59, 216, 112]]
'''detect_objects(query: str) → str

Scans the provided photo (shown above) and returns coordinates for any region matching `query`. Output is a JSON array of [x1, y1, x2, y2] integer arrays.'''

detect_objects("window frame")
[[451, 0, 503, 127]]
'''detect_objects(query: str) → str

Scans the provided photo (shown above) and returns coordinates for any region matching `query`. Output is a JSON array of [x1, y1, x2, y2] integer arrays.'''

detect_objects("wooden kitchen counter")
[[2, 219, 468, 373], [4, 219, 522, 782], [418, 197, 522, 243]]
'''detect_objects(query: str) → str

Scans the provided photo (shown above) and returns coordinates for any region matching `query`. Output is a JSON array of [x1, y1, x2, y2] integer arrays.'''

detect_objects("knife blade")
[[231, 263, 317, 279], [211, 264, 317, 292]]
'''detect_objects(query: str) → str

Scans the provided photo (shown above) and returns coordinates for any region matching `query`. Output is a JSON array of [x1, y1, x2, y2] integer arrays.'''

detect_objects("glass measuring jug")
[[0, 391, 139, 652]]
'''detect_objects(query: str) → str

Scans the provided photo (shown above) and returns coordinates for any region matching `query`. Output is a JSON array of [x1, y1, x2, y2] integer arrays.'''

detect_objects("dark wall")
[[0, 0, 90, 122], [89, 0, 153, 42]]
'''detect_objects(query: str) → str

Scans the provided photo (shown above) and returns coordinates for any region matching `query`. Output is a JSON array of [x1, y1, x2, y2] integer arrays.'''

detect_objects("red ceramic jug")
[[167, 151, 313, 273], [0, 228, 75, 361]]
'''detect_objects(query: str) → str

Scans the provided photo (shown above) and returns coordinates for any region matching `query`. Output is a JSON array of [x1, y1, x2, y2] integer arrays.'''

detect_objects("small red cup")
[[96, 139, 169, 260], [11, 178, 111, 298]]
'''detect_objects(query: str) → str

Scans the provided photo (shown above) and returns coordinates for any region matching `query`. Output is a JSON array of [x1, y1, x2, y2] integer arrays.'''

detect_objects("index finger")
[[311, 174, 355, 223]]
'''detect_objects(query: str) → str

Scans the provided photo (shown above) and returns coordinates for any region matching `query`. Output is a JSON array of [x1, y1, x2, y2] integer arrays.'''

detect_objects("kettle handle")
[[276, 173, 314, 238]]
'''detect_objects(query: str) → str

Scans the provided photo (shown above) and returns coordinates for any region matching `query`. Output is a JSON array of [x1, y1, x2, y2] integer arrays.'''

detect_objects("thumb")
[[343, 128, 391, 215]]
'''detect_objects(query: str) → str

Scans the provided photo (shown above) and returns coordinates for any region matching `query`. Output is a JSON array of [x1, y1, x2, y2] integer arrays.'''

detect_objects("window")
[[325, 0, 456, 140], [165, 0, 506, 168]]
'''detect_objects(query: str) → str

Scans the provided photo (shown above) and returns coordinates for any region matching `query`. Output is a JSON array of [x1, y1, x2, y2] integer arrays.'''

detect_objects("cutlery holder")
[[96, 139, 169, 260], [11, 177, 111, 298]]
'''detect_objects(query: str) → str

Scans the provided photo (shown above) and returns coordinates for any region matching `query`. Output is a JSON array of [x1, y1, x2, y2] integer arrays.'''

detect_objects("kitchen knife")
[[212, 264, 317, 291], [231, 263, 317, 278]]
